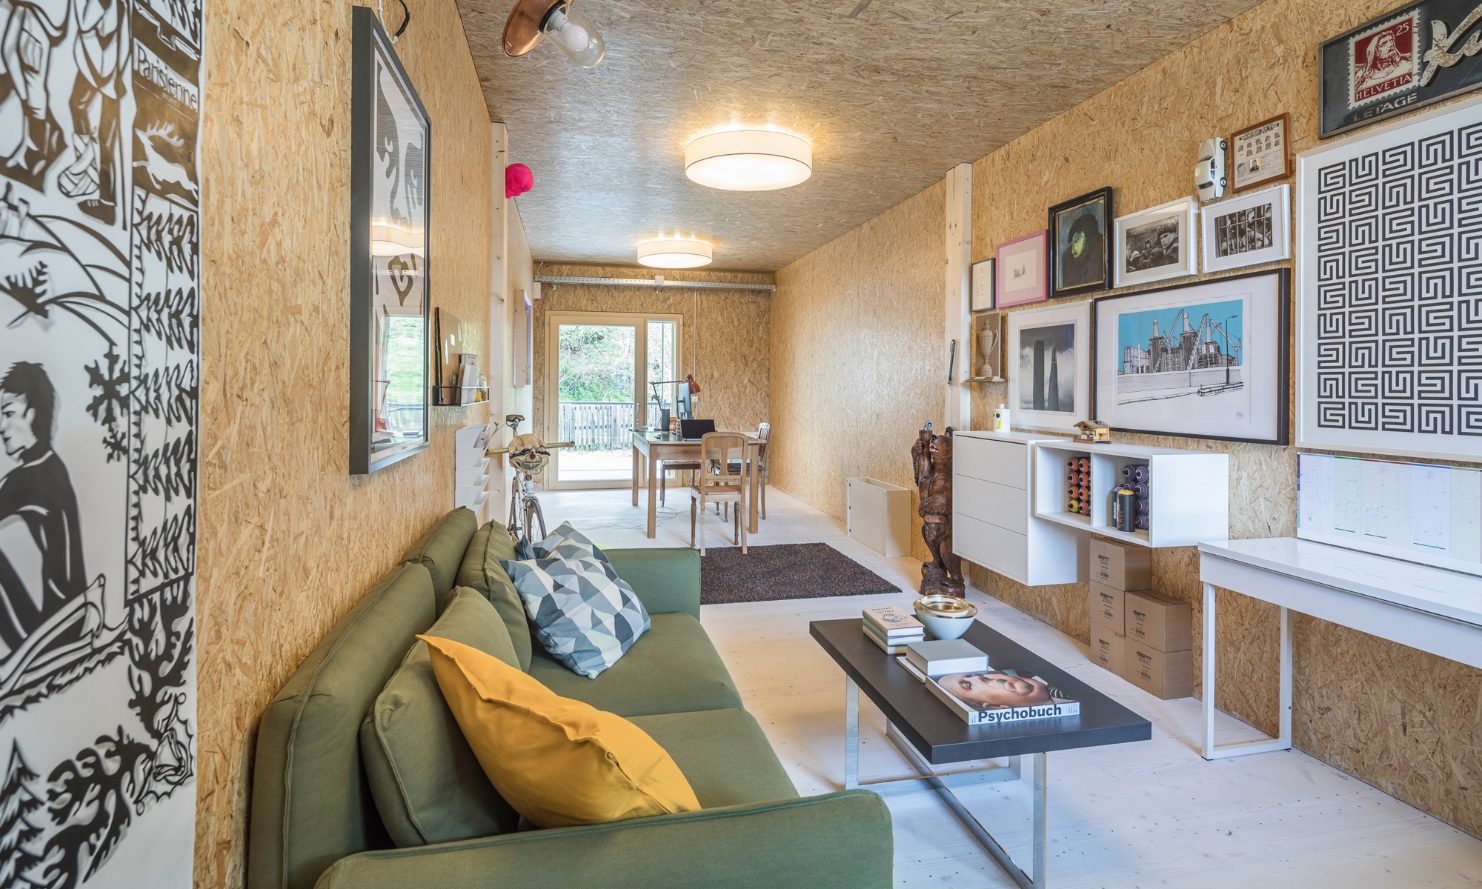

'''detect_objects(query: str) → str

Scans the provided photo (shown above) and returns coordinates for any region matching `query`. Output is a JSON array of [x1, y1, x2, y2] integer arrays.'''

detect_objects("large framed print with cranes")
[[1093, 271, 1290, 444]]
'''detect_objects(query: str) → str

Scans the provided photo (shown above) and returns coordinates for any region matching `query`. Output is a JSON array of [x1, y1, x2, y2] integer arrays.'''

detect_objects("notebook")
[[679, 418, 716, 440]]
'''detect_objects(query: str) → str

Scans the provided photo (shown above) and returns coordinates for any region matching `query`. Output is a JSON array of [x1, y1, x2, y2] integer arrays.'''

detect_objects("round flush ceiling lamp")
[[684, 130, 812, 191], [636, 236, 713, 269]]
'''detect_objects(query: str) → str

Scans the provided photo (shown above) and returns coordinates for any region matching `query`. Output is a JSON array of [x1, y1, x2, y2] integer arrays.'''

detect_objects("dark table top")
[[810, 619, 1151, 765]]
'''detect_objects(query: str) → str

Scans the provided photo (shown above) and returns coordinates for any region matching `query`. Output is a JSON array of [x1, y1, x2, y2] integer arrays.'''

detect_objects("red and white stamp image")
[[1349, 10, 1420, 109]]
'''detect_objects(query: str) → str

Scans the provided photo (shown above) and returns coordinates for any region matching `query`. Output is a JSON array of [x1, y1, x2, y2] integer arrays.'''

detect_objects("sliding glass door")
[[546, 312, 681, 489]]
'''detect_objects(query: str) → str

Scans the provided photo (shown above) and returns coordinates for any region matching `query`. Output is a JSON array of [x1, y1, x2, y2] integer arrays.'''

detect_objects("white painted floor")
[[537, 487, 1482, 889]]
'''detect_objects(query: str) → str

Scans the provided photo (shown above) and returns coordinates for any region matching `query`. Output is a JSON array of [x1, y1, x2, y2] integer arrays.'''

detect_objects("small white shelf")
[[454, 424, 495, 519]]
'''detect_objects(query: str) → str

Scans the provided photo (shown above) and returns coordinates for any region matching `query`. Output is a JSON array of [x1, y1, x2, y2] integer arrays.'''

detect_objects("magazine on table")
[[927, 667, 1079, 726]]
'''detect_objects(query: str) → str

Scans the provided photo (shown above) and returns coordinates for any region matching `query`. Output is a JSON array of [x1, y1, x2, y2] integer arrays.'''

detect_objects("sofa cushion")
[[531, 521, 611, 563], [503, 554, 650, 679], [422, 635, 701, 829], [402, 508, 478, 612], [360, 589, 521, 847], [248, 562, 436, 889], [455, 521, 532, 670], [629, 709, 799, 807], [528, 612, 741, 716]]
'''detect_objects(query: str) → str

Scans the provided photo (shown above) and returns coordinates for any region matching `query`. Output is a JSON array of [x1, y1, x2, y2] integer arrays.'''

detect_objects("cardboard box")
[[1089, 624, 1123, 672], [1090, 537, 1151, 591], [1119, 641, 1193, 699], [1088, 582, 1124, 634], [1125, 590, 1192, 653]]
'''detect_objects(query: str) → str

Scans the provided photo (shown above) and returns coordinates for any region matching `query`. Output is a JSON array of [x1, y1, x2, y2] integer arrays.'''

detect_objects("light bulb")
[[542, 3, 605, 68]]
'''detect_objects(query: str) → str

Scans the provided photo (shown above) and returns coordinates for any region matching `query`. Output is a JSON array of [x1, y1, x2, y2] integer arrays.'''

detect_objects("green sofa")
[[247, 508, 893, 889]]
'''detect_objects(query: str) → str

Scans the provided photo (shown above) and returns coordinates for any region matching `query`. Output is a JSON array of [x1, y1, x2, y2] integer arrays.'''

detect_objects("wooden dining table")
[[631, 429, 762, 539]]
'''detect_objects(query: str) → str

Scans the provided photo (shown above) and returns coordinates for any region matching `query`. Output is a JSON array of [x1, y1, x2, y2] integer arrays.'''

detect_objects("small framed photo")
[[969, 311, 1005, 382], [1232, 113, 1290, 191], [971, 258, 995, 312], [1049, 187, 1113, 298], [1201, 184, 1290, 274], [1113, 197, 1197, 289], [995, 231, 1048, 307], [1007, 301, 1091, 433]]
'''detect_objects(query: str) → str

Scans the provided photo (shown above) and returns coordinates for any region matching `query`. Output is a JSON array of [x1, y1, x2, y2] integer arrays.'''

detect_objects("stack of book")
[[861, 605, 925, 654], [898, 639, 990, 682]]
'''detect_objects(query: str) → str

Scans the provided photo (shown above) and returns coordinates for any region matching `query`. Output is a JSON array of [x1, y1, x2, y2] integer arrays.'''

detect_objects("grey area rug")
[[700, 543, 904, 605]]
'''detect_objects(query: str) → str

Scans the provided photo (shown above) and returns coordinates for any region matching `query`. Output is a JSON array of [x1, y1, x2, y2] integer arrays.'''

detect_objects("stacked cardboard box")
[[1086, 538, 1150, 674], [1121, 589, 1193, 699]]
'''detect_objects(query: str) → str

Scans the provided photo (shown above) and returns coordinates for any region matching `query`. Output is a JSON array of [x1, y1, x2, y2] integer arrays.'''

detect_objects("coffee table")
[[810, 618, 1151, 889]]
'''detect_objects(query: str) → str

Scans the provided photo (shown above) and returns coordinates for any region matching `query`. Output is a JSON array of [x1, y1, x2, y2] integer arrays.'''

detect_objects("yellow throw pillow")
[[420, 635, 701, 828]]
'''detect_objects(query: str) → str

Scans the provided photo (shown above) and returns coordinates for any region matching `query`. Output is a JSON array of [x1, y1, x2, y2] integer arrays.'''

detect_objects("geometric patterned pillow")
[[500, 555, 650, 679], [530, 521, 610, 564]]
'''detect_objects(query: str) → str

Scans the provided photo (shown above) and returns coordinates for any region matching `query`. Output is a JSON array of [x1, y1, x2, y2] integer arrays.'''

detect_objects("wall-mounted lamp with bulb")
[[685, 130, 812, 191], [503, 0, 606, 69], [636, 235, 712, 269]]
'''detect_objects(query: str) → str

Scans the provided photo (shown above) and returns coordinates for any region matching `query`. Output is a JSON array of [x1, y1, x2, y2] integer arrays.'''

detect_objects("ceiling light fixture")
[[637, 235, 712, 269], [685, 130, 812, 191], [503, 0, 605, 69]]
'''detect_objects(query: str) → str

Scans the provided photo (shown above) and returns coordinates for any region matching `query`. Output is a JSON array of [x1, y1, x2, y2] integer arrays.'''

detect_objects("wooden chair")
[[722, 421, 770, 522], [660, 418, 715, 506], [689, 432, 749, 555]]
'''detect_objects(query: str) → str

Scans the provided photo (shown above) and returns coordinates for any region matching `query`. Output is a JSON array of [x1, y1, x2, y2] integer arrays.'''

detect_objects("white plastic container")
[[993, 404, 1010, 432]]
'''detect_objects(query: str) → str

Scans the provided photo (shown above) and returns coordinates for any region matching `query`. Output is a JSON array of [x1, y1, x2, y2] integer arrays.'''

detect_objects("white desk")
[[1198, 537, 1482, 760]]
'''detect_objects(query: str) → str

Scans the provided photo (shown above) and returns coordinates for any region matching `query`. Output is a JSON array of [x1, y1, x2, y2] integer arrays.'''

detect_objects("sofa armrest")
[[602, 547, 701, 618], [314, 791, 891, 889]]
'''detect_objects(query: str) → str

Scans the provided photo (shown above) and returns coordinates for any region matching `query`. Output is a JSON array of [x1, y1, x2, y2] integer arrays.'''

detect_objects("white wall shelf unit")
[[455, 424, 494, 519], [1031, 440, 1228, 549], [953, 431, 1084, 586]]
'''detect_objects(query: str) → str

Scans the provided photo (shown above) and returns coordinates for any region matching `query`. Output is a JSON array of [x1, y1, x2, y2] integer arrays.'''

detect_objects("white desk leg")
[[1202, 581, 1217, 760], [1202, 580, 1296, 759]]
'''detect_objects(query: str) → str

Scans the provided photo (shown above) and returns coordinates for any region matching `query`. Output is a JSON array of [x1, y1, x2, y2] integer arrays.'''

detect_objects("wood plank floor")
[[538, 486, 1482, 888]]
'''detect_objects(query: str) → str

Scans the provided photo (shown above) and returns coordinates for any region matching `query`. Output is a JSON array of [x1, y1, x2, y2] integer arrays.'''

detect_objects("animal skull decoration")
[[506, 433, 551, 475]]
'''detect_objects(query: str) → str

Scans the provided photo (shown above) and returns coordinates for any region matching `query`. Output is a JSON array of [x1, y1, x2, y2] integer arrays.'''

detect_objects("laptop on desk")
[[679, 419, 716, 440]]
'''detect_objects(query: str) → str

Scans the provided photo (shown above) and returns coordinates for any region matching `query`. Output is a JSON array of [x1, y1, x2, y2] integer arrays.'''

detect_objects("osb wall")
[[196, 1, 492, 885], [530, 263, 773, 456], [771, 183, 946, 564], [963, 0, 1480, 836]]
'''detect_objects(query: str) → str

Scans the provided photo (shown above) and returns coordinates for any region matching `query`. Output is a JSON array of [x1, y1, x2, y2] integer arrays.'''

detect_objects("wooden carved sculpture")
[[912, 423, 965, 597]]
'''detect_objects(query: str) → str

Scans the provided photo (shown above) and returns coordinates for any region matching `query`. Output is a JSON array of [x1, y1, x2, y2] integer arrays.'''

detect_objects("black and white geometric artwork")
[[0, 0, 202, 886], [1298, 95, 1482, 461]]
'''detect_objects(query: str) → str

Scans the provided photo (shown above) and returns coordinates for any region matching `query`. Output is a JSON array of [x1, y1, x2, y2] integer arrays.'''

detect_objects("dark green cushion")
[[360, 589, 521, 847], [454, 521, 531, 670], [402, 508, 478, 611], [629, 709, 799, 807], [248, 563, 436, 889], [527, 613, 741, 716]]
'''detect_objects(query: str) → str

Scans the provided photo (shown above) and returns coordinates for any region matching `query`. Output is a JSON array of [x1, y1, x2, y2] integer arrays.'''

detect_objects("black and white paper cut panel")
[[1298, 94, 1482, 461]]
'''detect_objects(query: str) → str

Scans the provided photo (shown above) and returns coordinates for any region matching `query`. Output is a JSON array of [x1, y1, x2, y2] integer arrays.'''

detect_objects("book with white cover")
[[928, 669, 1080, 726], [903, 639, 989, 675], [862, 605, 924, 636]]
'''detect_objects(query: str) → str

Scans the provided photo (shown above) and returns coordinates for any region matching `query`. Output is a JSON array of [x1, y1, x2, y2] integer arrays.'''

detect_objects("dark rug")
[[700, 543, 905, 605]]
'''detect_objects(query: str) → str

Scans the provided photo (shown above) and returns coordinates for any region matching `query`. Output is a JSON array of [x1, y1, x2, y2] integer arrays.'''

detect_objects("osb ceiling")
[[455, 0, 1263, 272]]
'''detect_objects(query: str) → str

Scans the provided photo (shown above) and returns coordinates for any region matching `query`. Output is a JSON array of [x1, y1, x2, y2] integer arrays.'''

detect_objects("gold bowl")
[[913, 594, 978, 640]]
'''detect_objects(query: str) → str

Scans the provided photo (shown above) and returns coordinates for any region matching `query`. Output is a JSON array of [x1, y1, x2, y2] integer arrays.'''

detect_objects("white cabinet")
[[455, 424, 494, 520], [846, 477, 912, 558], [1031, 440, 1228, 548], [953, 431, 1083, 586]]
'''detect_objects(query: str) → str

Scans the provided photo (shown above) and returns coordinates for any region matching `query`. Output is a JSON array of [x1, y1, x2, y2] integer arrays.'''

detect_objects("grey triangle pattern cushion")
[[530, 521, 611, 564], [501, 554, 650, 679]]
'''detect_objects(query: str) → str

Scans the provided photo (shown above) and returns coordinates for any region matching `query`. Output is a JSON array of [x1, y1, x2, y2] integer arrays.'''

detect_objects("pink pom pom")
[[505, 163, 534, 199]]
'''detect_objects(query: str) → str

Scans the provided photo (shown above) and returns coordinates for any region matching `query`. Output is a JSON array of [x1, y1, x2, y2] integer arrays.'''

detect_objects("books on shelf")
[[903, 639, 989, 676], [863, 620, 920, 654], [862, 605, 924, 636], [927, 668, 1080, 726]]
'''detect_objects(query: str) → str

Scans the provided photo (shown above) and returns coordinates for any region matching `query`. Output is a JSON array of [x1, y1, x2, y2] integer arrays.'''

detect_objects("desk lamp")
[[647, 375, 700, 430]]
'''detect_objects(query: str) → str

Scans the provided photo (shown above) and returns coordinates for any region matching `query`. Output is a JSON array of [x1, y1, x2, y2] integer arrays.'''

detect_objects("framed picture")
[[349, 7, 431, 474], [1007, 301, 1091, 433], [1112, 197, 1197, 289], [969, 311, 1005, 382], [1297, 95, 1482, 461], [1200, 184, 1290, 274], [994, 230, 1048, 307], [1049, 187, 1113, 298], [1092, 270, 1290, 444], [1232, 113, 1291, 190], [971, 258, 995, 311], [1319, 0, 1482, 138]]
